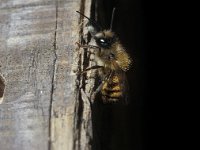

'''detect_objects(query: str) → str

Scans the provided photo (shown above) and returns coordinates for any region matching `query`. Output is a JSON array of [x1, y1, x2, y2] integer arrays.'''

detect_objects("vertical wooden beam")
[[0, 0, 57, 149], [0, 0, 94, 149], [49, 0, 82, 149]]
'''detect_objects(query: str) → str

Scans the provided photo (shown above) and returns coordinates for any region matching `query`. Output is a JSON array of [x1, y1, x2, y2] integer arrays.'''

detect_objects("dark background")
[[91, 0, 188, 149], [90, 0, 154, 150]]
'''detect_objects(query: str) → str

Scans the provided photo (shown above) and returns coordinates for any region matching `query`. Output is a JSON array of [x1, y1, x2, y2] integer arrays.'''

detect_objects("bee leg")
[[76, 65, 103, 75], [90, 81, 104, 100], [90, 72, 112, 100], [75, 42, 97, 56], [75, 42, 86, 48], [75, 42, 100, 51], [106, 70, 114, 81], [90, 77, 109, 100]]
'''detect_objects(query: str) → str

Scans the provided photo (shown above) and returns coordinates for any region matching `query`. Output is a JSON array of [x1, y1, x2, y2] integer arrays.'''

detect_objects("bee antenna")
[[76, 11, 102, 30], [110, 7, 116, 30]]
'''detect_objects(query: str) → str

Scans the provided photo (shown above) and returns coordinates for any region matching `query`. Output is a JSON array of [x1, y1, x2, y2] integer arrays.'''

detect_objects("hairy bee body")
[[101, 72, 124, 102], [76, 11, 132, 103], [93, 30, 132, 103]]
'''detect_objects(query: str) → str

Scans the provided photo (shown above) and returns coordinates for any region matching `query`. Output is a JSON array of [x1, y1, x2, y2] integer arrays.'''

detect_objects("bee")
[[76, 8, 132, 103]]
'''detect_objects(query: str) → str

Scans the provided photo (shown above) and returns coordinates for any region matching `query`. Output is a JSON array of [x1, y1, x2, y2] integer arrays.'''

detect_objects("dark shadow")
[[0, 75, 5, 102], [90, 0, 147, 150]]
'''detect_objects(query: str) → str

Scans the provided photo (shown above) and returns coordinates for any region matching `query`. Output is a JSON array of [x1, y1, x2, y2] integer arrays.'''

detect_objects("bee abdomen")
[[101, 76, 123, 102], [101, 90, 122, 102]]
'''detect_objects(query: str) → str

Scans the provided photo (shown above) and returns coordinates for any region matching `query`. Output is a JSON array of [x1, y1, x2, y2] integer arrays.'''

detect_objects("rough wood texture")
[[50, 0, 93, 150], [0, 0, 93, 150]]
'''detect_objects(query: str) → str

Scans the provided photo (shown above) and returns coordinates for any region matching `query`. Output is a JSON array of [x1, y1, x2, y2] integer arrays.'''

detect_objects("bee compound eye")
[[100, 38, 106, 43], [97, 38, 110, 47], [95, 37, 112, 48]]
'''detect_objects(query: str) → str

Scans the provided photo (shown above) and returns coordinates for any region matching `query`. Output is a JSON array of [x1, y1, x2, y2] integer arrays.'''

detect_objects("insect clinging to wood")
[[76, 8, 132, 103]]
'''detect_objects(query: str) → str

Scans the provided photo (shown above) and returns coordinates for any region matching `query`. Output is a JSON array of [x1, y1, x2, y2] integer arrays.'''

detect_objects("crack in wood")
[[73, 0, 86, 148], [48, 1, 58, 150], [73, 0, 96, 150], [0, 75, 5, 104]]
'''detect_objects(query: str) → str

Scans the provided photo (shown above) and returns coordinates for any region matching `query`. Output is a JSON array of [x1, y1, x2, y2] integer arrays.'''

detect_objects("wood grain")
[[0, 0, 93, 150]]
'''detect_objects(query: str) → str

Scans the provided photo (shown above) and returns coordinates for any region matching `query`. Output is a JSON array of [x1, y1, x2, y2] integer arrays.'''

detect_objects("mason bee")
[[76, 9, 132, 103]]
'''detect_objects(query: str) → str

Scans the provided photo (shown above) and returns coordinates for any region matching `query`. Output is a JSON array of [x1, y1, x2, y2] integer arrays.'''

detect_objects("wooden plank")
[[50, 0, 93, 150], [0, 0, 95, 149], [0, 0, 57, 150], [49, 0, 81, 150]]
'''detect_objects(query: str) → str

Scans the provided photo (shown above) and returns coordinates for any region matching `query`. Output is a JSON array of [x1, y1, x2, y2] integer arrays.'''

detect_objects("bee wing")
[[119, 71, 130, 104]]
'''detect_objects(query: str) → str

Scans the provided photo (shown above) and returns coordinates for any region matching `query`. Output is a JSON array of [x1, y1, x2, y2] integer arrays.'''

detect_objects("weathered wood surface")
[[0, 0, 93, 150]]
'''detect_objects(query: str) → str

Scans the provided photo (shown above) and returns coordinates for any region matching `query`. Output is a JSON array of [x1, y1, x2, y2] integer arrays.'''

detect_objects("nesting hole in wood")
[[0, 75, 5, 103]]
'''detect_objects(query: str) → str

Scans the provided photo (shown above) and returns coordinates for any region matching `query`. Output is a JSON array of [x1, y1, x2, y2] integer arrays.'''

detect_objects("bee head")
[[93, 30, 117, 49], [76, 8, 117, 48]]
